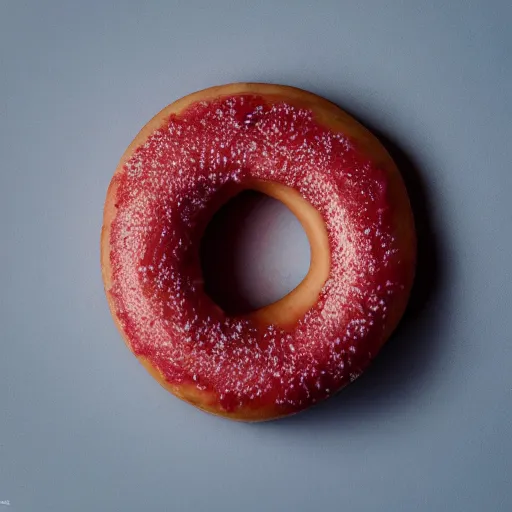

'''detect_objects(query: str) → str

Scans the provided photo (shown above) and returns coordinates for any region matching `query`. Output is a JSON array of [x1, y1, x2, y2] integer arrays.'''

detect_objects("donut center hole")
[[200, 190, 311, 315]]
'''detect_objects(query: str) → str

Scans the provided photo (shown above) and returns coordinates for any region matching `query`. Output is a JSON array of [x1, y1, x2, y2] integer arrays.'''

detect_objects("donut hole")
[[200, 189, 311, 315]]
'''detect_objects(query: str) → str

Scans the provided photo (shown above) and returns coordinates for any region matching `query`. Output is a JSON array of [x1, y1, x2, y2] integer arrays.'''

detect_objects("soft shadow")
[[200, 190, 265, 315], [256, 102, 446, 430]]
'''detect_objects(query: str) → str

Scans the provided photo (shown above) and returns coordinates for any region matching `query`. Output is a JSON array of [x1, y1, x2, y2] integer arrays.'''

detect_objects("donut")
[[101, 83, 416, 421]]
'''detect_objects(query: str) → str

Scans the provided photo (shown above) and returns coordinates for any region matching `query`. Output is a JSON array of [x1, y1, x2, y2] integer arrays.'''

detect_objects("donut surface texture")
[[101, 83, 416, 421]]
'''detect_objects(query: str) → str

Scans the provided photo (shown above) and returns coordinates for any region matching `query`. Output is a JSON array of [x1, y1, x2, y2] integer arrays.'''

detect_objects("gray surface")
[[200, 190, 311, 313], [1, 1, 511, 511]]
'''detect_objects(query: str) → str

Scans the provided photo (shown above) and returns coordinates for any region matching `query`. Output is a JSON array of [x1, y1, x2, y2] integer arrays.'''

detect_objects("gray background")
[[1, 1, 511, 511]]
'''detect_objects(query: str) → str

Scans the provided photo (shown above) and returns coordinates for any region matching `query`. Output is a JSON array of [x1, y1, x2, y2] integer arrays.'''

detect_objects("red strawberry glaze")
[[108, 94, 410, 416]]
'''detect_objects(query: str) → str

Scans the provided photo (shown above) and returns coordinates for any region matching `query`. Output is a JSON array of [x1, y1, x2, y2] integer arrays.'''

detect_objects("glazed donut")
[[101, 83, 416, 421]]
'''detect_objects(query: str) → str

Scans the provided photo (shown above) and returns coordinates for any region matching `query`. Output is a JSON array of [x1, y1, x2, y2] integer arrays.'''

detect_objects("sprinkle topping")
[[109, 94, 406, 414]]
